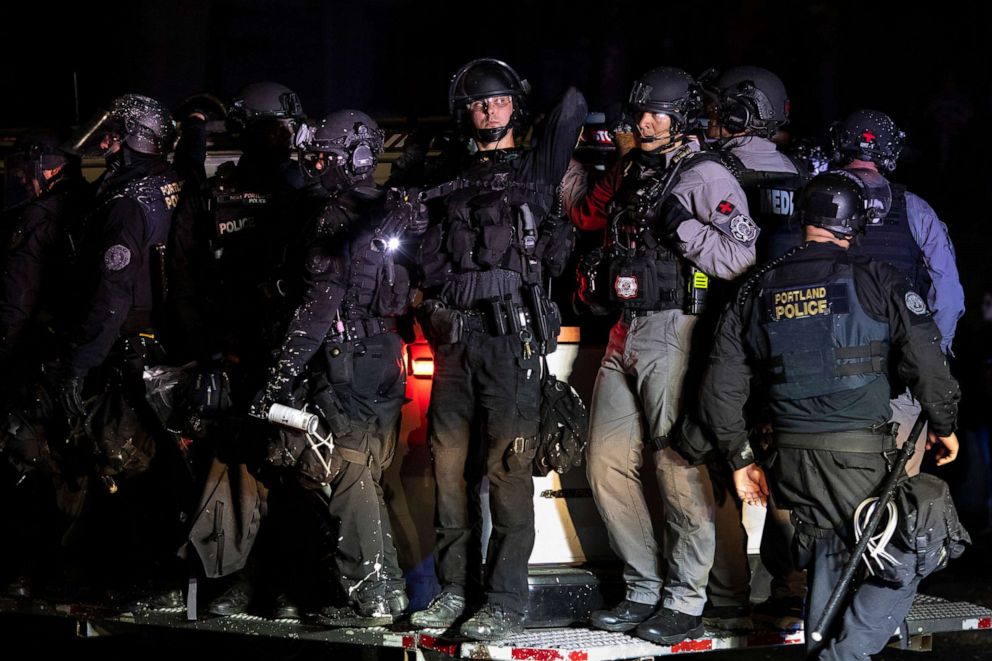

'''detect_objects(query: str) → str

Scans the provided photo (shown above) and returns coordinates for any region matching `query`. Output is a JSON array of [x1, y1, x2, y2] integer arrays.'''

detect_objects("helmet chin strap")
[[474, 125, 512, 145]]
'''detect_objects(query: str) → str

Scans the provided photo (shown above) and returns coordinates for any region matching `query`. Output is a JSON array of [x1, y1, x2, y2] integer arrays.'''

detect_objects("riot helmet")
[[829, 109, 905, 174], [627, 67, 702, 150], [797, 171, 877, 238], [4, 130, 73, 209], [448, 58, 530, 144], [66, 94, 176, 159], [296, 109, 384, 190], [700, 65, 789, 137]]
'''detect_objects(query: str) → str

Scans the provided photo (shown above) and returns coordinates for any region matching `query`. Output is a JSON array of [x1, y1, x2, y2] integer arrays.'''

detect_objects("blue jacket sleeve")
[[906, 191, 964, 354]]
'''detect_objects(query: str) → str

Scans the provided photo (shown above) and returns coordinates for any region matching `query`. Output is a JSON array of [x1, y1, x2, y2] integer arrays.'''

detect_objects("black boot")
[[589, 599, 656, 632], [635, 606, 704, 645]]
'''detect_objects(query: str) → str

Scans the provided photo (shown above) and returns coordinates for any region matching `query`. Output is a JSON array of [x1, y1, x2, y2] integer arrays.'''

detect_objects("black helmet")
[[448, 58, 530, 143], [296, 109, 384, 190], [797, 171, 873, 237], [829, 109, 905, 174], [227, 81, 305, 135], [628, 67, 702, 148], [4, 130, 73, 209], [65, 93, 176, 158], [701, 65, 789, 136]]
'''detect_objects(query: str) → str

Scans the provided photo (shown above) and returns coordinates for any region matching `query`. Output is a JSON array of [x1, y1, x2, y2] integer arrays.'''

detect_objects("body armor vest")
[[436, 153, 557, 291], [332, 192, 412, 321], [206, 165, 276, 275], [110, 169, 181, 329], [747, 256, 889, 401], [855, 184, 931, 295], [720, 151, 808, 262], [589, 151, 722, 312]]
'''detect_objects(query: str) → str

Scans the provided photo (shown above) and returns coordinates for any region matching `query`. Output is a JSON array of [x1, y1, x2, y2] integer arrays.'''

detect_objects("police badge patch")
[[730, 214, 759, 243], [615, 275, 639, 300], [905, 291, 928, 315], [104, 244, 131, 271]]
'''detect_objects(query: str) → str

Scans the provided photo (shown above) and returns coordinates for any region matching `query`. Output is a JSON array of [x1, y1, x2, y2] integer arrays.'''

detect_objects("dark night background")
[[8, 1, 990, 292]]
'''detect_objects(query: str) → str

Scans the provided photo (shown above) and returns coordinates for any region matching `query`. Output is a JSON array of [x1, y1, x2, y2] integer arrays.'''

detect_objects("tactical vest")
[[747, 258, 889, 401], [440, 155, 557, 287], [598, 151, 723, 312], [333, 193, 412, 320], [113, 169, 181, 328], [720, 151, 808, 262], [856, 184, 931, 295], [206, 166, 276, 270]]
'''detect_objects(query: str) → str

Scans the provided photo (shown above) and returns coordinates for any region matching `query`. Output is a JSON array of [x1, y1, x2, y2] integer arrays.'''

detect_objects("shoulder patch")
[[904, 290, 928, 315], [730, 214, 759, 243], [716, 200, 736, 216], [104, 244, 132, 271]]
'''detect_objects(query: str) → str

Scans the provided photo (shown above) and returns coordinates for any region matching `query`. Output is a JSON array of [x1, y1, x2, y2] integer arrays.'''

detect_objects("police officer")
[[831, 109, 965, 477], [570, 67, 757, 644], [57, 94, 183, 601], [60, 94, 179, 420], [700, 65, 809, 628], [0, 130, 91, 599], [702, 65, 809, 261], [167, 81, 309, 617], [698, 172, 960, 659], [251, 110, 424, 624], [0, 131, 91, 386], [407, 59, 586, 641], [168, 80, 307, 368]]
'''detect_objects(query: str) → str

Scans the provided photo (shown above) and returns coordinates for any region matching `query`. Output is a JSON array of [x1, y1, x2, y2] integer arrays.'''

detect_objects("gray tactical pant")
[[586, 311, 715, 616]]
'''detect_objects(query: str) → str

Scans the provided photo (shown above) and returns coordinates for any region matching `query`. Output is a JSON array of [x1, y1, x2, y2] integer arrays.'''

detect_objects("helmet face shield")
[[4, 151, 43, 209], [64, 110, 123, 158], [839, 167, 892, 226]]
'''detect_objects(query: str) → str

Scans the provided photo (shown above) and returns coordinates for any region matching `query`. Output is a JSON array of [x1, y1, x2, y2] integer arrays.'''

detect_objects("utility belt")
[[327, 316, 398, 343], [422, 283, 560, 353], [621, 308, 667, 324], [465, 296, 532, 337], [774, 423, 897, 454]]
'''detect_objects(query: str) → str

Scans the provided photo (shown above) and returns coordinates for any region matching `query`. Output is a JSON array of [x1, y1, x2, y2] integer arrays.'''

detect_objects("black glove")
[[59, 374, 86, 418], [249, 369, 295, 420]]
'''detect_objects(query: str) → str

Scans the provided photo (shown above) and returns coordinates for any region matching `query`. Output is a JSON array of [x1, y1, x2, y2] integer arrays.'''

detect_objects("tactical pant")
[[769, 429, 915, 658], [323, 331, 408, 605], [428, 330, 541, 615], [586, 311, 715, 615], [801, 531, 921, 661]]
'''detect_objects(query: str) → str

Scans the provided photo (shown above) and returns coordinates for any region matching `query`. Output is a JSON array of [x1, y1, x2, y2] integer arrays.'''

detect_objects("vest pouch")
[[373, 263, 412, 317], [447, 220, 478, 271], [608, 254, 659, 310], [471, 204, 510, 268], [324, 341, 354, 386], [576, 247, 612, 315], [418, 223, 449, 287], [477, 223, 513, 268], [535, 215, 574, 278]]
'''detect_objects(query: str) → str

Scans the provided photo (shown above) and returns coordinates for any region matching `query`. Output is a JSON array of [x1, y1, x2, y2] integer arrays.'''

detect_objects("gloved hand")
[[249, 369, 295, 420], [400, 188, 430, 237], [59, 374, 86, 418]]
